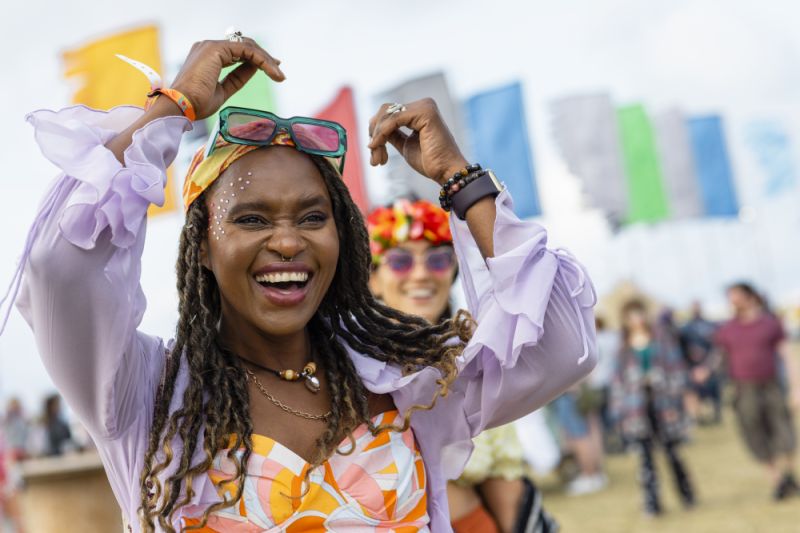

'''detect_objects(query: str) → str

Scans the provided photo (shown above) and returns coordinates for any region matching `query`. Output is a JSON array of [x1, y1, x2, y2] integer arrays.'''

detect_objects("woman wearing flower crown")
[[368, 198, 559, 533]]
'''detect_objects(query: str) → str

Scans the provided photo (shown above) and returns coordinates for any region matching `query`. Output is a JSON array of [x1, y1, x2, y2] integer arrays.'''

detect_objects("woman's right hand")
[[106, 36, 284, 162], [169, 37, 285, 120]]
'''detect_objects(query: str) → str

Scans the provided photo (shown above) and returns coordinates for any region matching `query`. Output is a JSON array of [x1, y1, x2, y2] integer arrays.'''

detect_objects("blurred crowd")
[[0, 392, 89, 530], [528, 280, 800, 517]]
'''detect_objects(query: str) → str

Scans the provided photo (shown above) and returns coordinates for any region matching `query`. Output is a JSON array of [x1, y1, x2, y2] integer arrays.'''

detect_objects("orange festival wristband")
[[145, 88, 196, 121]]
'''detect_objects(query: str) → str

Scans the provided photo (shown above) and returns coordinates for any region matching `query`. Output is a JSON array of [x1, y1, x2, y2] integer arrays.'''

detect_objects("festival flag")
[[617, 104, 670, 224], [653, 109, 703, 218], [206, 37, 278, 126], [550, 93, 628, 226], [62, 25, 177, 217], [315, 87, 368, 212], [375, 72, 468, 203], [464, 82, 540, 218], [745, 120, 797, 198], [687, 115, 739, 217]]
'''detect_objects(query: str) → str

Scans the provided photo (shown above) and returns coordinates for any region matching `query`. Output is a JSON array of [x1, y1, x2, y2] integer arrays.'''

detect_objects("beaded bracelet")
[[439, 163, 484, 211], [145, 88, 197, 121]]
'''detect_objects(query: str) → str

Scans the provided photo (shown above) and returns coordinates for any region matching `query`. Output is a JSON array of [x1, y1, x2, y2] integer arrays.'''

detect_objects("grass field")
[[540, 411, 800, 533]]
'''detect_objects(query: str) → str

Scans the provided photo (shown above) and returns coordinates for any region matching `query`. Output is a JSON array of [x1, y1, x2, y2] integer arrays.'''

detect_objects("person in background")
[[368, 198, 558, 533], [550, 387, 606, 495], [657, 309, 695, 434], [1, 398, 27, 532], [680, 302, 721, 425], [590, 316, 622, 452], [41, 394, 74, 457], [3, 399, 28, 462], [611, 300, 695, 516], [713, 282, 800, 501]]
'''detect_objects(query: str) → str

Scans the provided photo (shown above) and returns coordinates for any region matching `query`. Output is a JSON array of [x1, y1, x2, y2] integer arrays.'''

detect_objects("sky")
[[2, 0, 800, 411]]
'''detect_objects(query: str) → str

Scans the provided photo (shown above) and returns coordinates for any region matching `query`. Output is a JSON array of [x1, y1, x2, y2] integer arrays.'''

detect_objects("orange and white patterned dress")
[[184, 410, 429, 532]]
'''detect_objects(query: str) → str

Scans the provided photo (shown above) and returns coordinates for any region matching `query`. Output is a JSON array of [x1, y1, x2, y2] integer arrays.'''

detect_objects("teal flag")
[[745, 120, 796, 198]]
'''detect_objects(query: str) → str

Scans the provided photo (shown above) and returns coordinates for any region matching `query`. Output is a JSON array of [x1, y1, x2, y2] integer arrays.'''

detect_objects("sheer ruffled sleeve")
[[451, 189, 598, 433], [6, 105, 191, 439]]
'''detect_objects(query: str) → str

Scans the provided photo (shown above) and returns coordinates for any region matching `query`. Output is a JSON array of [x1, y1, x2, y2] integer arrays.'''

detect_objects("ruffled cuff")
[[26, 104, 192, 249], [451, 188, 596, 368]]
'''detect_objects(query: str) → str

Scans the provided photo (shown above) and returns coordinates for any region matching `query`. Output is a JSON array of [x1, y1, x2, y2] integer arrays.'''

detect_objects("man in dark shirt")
[[681, 302, 721, 424], [714, 283, 799, 501]]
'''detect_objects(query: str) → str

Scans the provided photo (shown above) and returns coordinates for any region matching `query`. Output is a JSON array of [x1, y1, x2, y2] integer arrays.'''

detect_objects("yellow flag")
[[63, 25, 177, 217]]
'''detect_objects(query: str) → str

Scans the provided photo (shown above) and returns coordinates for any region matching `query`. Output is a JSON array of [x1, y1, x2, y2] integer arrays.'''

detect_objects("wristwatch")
[[451, 170, 504, 220]]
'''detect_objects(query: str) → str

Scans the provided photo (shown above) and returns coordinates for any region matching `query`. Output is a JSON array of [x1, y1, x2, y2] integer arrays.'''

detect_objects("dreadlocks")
[[137, 152, 474, 531]]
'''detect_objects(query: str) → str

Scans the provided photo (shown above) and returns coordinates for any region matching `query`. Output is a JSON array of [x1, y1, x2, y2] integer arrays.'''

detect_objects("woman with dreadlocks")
[[7, 35, 596, 532]]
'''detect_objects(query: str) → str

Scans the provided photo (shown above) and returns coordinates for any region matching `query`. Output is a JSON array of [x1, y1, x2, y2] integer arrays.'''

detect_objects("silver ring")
[[225, 27, 244, 42], [386, 103, 406, 115]]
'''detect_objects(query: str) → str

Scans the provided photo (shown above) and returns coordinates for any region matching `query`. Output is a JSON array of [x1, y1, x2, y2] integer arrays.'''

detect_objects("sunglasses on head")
[[383, 247, 456, 275], [205, 106, 347, 172]]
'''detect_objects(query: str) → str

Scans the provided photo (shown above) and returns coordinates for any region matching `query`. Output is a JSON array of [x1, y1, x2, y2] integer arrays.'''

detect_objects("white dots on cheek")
[[208, 175, 254, 242], [208, 201, 228, 241]]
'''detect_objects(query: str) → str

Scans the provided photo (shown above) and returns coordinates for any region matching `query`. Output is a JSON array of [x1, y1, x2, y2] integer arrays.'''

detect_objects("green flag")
[[617, 104, 669, 223], [206, 40, 277, 131]]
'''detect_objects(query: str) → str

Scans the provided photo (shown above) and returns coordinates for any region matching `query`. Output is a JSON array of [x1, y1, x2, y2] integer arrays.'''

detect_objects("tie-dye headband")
[[182, 132, 299, 210], [366, 199, 453, 265]]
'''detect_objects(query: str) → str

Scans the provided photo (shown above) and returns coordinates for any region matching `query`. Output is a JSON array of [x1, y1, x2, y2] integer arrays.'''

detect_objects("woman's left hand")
[[367, 98, 469, 185]]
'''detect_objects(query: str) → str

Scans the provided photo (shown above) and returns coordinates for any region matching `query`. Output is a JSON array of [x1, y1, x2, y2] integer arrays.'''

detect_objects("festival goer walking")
[[550, 388, 606, 496], [367, 198, 558, 533], [714, 282, 800, 501], [680, 302, 721, 425], [611, 300, 695, 516], [4, 34, 596, 531], [592, 316, 623, 452]]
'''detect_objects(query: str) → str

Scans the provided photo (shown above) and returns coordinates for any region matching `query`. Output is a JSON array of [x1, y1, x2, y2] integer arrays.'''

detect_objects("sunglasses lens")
[[385, 252, 414, 274], [291, 123, 341, 152], [227, 113, 277, 141], [426, 250, 455, 273]]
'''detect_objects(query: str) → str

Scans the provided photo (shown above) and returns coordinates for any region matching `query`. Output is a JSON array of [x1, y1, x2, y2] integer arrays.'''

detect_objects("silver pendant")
[[305, 375, 320, 393]]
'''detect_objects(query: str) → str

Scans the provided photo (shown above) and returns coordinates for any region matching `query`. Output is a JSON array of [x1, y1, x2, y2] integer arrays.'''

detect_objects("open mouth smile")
[[252, 263, 314, 306]]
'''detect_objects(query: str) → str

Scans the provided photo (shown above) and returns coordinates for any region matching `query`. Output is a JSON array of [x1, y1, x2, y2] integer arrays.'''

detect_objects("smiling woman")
[[6, 35, 597, 532]]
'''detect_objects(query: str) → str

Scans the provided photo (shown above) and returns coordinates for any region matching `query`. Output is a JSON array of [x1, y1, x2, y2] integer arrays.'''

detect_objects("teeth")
[[255, 271, 309, 284], [406, 288, 434, 298]]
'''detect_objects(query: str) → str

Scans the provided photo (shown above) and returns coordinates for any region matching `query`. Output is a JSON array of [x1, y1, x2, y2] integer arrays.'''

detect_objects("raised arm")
[[8, 37, 284, 439], [366, 99, 598, 434], [450, 191, 597, 431], [13, 103, 188, 438]]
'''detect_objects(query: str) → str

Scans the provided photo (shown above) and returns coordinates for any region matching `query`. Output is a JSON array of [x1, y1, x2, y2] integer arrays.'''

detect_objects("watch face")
[[487, 170, 504, 191]]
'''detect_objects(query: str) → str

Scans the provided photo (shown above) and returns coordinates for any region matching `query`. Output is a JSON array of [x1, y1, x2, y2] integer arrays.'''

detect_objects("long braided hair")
[[138, 152, 474, 531]]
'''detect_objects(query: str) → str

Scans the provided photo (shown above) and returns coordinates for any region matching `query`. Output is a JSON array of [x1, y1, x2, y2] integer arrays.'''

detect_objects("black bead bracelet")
[[439, 163, 483, 211]]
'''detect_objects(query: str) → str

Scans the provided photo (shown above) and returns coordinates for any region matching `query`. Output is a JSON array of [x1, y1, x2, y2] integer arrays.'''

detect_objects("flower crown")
[[367, 199, 453, 264]]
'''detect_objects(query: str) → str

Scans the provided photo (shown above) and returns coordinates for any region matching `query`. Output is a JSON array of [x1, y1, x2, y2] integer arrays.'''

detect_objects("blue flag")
[[687, 115, 739, 217], [465, 82, 541, 218], [745, 120, 797, 197]]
